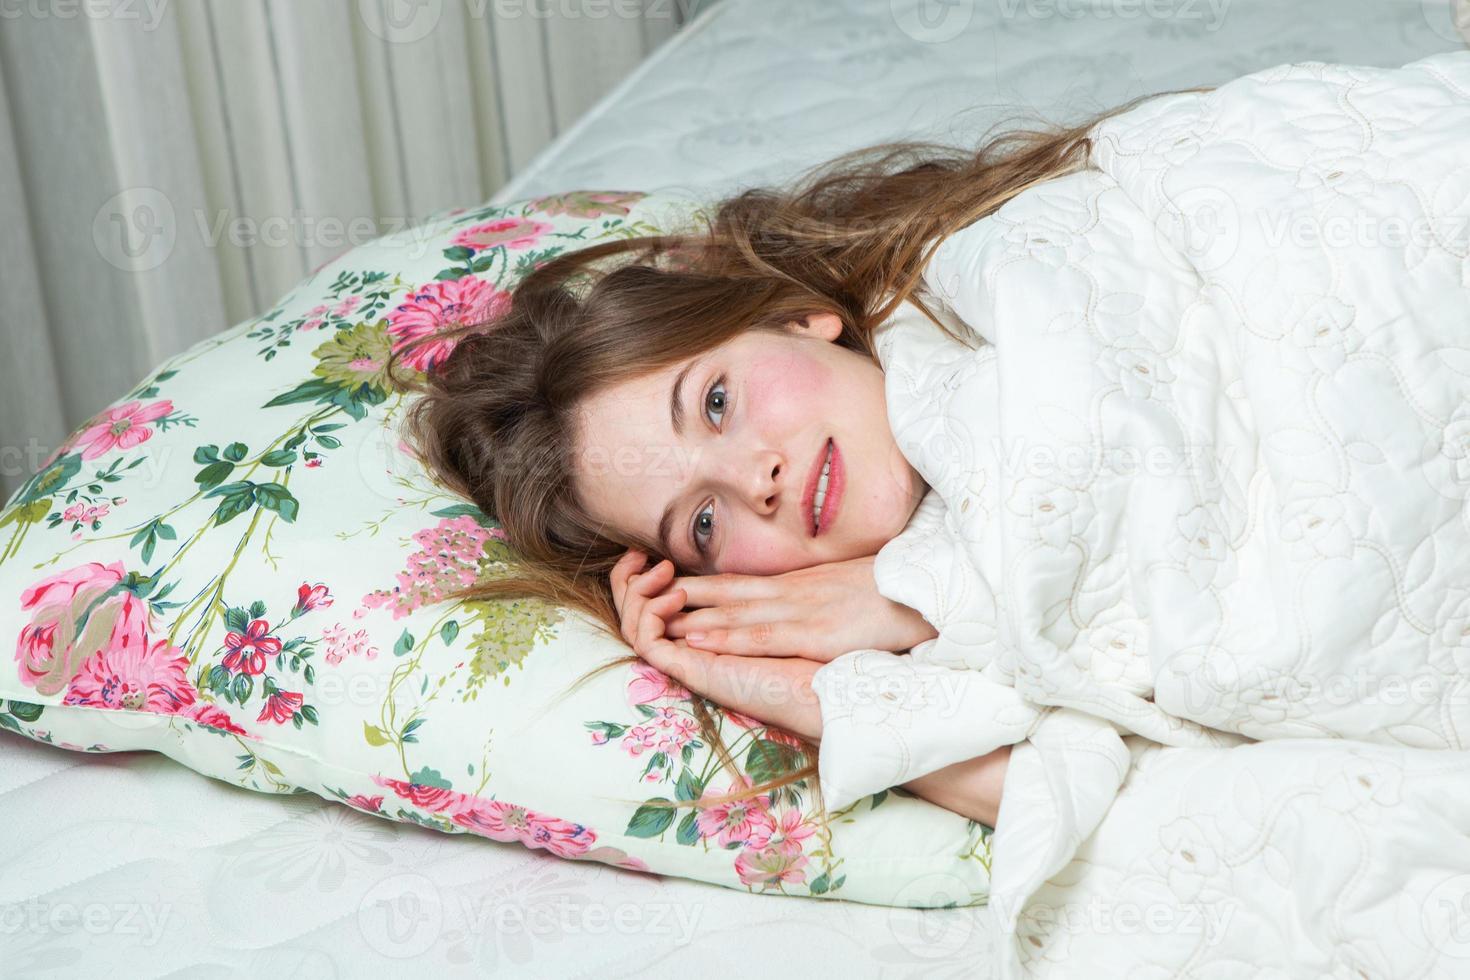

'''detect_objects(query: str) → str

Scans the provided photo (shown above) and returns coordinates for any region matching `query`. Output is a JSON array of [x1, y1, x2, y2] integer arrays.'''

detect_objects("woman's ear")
[[792, 312, 844, 342]]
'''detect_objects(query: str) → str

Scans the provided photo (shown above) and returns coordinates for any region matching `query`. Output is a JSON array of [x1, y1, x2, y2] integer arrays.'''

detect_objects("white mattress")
[[5, 2, 1463, 975], [493, 0, 1466, 205]]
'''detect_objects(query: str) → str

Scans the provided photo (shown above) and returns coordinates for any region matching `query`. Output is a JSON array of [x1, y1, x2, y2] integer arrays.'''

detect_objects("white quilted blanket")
[[810, 51, 1470, 975]]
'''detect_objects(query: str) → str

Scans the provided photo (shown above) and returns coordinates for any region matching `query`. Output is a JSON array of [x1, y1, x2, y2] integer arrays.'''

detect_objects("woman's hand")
[[658, 554, 938, 662], [610, 549, 825, 739]]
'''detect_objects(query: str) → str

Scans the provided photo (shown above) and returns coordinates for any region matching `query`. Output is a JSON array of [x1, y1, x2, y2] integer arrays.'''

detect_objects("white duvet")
[[810, 52, 1470, 975]]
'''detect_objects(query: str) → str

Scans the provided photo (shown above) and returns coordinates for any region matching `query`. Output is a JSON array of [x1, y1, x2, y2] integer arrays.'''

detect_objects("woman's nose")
[[734, 451, 782, 514]]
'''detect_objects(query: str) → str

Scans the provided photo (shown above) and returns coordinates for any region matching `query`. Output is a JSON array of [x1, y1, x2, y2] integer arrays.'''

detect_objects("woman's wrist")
[[899, 745, 1010, 827]]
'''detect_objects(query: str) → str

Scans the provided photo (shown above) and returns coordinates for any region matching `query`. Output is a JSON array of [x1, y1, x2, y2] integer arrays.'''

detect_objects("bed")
[[3, 0, 1462, 974]]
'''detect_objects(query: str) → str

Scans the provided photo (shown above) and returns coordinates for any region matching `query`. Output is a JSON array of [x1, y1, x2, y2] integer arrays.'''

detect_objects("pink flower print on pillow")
[[385, 274, 511, 373], [626, 660, 689, 705], [450, 218, 552, 252], [16, 561, 151, 696], [695, 780, 776, 849], [73, 400, 173, 460], [222, 619, 282, 676], [361, 515, 491, 618], [63, 634, 196, 714], [256, 689, 304, 725]]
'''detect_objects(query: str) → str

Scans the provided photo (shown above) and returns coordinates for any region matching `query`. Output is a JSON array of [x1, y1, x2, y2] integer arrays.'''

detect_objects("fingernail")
[[688, 632, 706, 642]]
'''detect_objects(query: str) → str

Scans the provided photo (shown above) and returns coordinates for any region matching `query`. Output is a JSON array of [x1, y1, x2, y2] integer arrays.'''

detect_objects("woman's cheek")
[[717, 525, 804, 577], [744, 352, 831, 426]]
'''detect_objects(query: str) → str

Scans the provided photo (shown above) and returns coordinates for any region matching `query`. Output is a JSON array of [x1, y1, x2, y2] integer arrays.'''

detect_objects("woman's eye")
[[704, 378, 727, 426], [693, 501, 716, 553]]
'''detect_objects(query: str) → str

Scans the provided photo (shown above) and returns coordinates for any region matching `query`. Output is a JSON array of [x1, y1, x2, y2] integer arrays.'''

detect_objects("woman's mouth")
[[808, 438, 843, 536]]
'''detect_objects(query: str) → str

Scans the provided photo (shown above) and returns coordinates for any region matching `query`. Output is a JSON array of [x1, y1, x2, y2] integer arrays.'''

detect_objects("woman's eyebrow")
[[657, 502, 678, 564], [669, 361, 696, 437]]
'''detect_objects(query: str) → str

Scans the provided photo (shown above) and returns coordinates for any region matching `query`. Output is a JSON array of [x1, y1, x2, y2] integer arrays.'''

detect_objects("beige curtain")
[[0, 0, 699, 500]]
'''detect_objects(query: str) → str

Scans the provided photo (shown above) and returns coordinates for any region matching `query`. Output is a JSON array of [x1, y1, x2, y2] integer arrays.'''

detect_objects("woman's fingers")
[[671, 571, 782, 608], [664, 599, 796, 637], [635, 587, 685, 653], [683, 622, 808, 658], [609, 549, 647, 624]]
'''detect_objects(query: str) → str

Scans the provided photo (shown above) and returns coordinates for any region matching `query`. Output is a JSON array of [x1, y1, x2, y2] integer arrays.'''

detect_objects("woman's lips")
[[816, 439, 843, 536]]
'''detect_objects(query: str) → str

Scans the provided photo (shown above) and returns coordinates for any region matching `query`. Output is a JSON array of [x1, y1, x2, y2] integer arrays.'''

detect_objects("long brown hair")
[[390, 98, 1160, 810]]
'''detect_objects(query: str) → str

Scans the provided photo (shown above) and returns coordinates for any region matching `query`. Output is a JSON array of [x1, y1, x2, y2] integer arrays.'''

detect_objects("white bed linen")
[[4, 0, 1465, 976], [0, 730, 992, 977]]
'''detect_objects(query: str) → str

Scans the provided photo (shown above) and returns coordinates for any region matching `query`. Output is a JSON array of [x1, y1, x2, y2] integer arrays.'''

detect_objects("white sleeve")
[[809, 649, 1041, 812]]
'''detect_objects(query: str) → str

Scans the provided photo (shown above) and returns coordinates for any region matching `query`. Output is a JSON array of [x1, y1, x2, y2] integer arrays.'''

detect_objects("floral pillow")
[[0, 189, 992, 907]]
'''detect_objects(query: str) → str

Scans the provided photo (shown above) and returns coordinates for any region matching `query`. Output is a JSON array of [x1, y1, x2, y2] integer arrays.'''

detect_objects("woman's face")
[[570, 314, 926, 576]]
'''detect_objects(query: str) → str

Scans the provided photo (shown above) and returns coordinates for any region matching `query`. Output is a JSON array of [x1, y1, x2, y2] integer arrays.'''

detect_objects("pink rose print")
[[346, 794, 384, 813], [627, 661, 690, 705], [183, 701, 251, 736], [257, 689, 304, 725], [64, 634, 196, 714], [734, 841, 809, 890], [374, 775, 461, 813], [384, 275, 510, 373], [371, 776, 598, 860], [764, 808, 816, 851], [222, 619, 282, 676], [453, 800, 595, 859], [73, 400, 173, 461], [450, 218, 552, 252], [293, 583, 334, 615], [16, 561, 151, 696], [695, 780, 776, 849]]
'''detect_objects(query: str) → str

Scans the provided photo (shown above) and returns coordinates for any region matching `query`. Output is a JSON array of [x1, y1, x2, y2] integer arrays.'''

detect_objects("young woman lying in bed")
[[395, 53, 1470, 831]]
